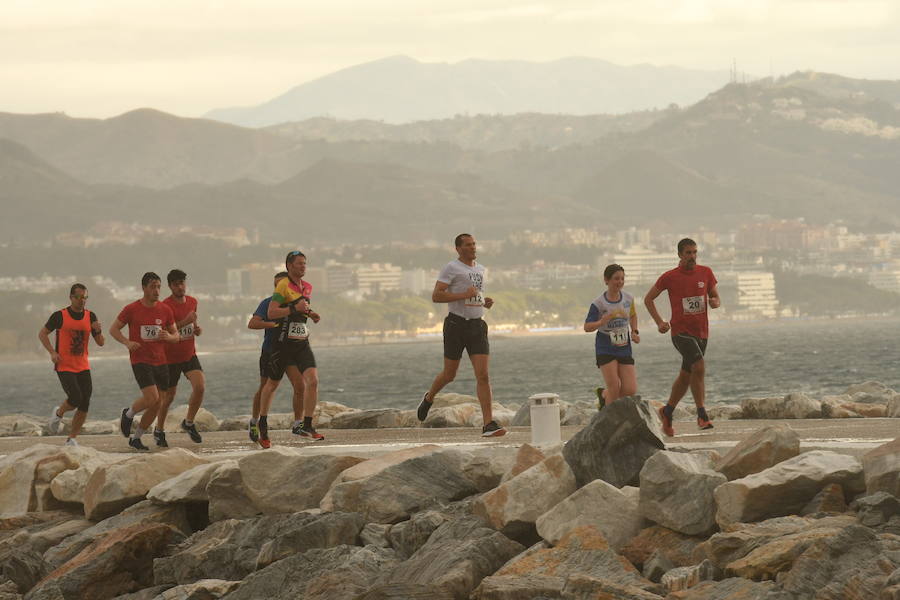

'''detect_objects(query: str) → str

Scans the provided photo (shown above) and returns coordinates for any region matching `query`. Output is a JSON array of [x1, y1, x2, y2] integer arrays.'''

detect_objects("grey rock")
[[642, 550, 674, 583], [205, 461, 255, 522], [863, 436, 900, 497], [0, 545, 46, 594], [386, 511, 448, 559], [740, 393, 821, 419], [639, 451, 726, 536], [330, 409, 407, 429], [562, 396, 664, 488], [354, 583, 455, 600], [851, 491, 900, 527], [360, 523, 392, 548], [715, 423, 800, 481], [780, 523, 900, 600], [459, 447, 516, 492], [43, 500, 192, 569], [846, 380, 896, 403], [256, 511, 366, 569], [224, 545, 400, 600], [110, 586, 174, 600], [329, 450, 478, 523], [379, 516, 525, 599], [0, 581, 23, 600], [559, 574, 665, 599], [663, 577, 775, 599], [660, 559, 721, 593], [154, 579, 241, 600], [800, 483, 847, 516]]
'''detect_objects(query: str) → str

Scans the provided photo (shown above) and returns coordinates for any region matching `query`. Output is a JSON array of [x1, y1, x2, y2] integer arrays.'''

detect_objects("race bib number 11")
[[609, 327, 629, 347]]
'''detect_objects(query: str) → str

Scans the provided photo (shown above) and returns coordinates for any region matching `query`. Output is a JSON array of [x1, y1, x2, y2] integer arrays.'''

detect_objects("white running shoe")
[[65, 438, 78, 447], [48, 407, 63, 435]]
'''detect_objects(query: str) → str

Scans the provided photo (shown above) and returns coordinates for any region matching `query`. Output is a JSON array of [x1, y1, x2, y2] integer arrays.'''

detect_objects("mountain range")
[[2, 70, 899, 245]]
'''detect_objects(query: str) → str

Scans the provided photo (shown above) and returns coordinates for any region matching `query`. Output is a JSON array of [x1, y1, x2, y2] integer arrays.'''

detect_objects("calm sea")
[[3, 319, 899, 420]]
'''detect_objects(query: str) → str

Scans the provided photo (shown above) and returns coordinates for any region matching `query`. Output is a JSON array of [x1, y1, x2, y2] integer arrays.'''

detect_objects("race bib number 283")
[[288, 321, 309, 340]]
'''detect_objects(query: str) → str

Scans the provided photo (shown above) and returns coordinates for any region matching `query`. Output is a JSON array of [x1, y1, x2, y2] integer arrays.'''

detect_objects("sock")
[[250, 417, 258, 425], [125, 408, 136, 419], [663, 404, 675, 419], [154, 427, 164, 433], [697, 406, 709, 421], [259, 415, 268, 438], [55, 407, 63, 418], [292, 419, 302, 428], [131, 426, 145, 440], [303, 416, 313, 428], [184, 420, 194, 426]]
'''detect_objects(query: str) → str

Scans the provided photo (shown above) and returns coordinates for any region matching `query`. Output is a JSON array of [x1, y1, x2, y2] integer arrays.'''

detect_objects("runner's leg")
[[71, 410, 87, 438], [291, 379, 305, 422], [184, 369, 205, 422], [252, 377, 266, 420], [599, 361, 622, 403], [427, 358, 460, 401], [300, 367, 317, 419], [134, 385, 161, 432], [469, 354, 493, 424], [69, 371, 92, 439], [156, 386, 176, 431], [668, 369, 691, 408], [689, 359, 706, 409], [618, 363, 638, 399]]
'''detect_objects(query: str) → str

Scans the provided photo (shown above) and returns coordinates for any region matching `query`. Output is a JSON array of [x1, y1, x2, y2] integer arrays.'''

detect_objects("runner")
[[152, 269, 205, 447], [246, 271, 305, 444], [38, 283, 105, 446], [644, 238, 720, 437], [109, 272, 179, 451], [584, 264, 639, 409], [257, 251, 323, 448], [417, 233, 506, 437]]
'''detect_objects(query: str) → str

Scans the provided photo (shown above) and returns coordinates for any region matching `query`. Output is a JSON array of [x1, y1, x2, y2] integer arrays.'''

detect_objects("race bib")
[[465, 291, 484, 307], [140, 325, 162, 341], [682, 296, 705, 314], [609, 327, 629, 347], [287, 321, 309, 340], [179, 323, 194, 339]]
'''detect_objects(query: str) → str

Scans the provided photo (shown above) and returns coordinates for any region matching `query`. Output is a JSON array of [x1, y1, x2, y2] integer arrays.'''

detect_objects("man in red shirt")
[[152, 269, 205, 447], [644, 238, 721, 437], [109, 272, 180, 451]]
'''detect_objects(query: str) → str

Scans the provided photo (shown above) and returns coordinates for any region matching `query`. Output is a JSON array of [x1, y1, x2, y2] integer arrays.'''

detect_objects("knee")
[[305, 375, 319, 390], [442, 370, 457, 383], [692, 361, 706, 377], [475, 372, 490, 385], [621, 382, 637, 396], [194, 382, 206, 396]]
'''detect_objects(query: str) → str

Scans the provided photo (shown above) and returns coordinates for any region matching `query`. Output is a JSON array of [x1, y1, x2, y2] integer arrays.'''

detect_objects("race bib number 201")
[[682, 296, 705, 314], [288, 321, 309, 340], [140, 325, 162, 341]]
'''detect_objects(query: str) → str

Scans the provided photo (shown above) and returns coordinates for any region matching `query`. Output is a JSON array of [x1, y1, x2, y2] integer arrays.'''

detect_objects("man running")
[[644, 238, 720, 437], [39, 283, 105, 446], [152, 269, 205, 447], [109, 272, 179, 451], [246, 271, 305, 444], [257, 251, 323, 448], [417, 233, 506, 437]]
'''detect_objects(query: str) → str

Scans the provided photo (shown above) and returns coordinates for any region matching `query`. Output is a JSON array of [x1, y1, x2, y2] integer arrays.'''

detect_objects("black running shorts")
[[672, 333, 708, 372], [259, 350, 272, 379], [167, 354, 202, 386], [443, 313, 489, 360], [596, 354, 635, 367], [268, 342, 316, 380], [56, 370, 92, 412], [132, 363, 170, 391]]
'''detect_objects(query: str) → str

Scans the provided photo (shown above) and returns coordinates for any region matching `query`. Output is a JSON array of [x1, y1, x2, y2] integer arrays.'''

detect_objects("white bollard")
[[529, 393, 561, 446]]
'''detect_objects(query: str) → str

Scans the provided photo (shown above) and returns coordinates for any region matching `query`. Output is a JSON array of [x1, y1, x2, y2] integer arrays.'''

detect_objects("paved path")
[[1, 418, 896, 459]]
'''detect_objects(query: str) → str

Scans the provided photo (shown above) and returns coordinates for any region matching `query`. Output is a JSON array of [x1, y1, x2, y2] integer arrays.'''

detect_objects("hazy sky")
[[3, 0, 898, 119]]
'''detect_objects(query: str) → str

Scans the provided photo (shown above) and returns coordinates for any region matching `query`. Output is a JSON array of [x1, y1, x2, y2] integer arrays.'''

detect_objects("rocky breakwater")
[[0, 397, 899, 599]]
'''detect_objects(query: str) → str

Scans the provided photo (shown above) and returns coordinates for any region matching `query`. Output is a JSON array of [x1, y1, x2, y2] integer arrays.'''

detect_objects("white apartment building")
[[735, 271, 778, 317], [606, 247, 675, 283], [354, 263, 402, 295], [869, 270, 900, 294]]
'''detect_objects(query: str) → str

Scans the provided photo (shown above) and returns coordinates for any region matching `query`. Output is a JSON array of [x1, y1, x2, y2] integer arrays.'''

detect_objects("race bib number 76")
[[140, 325, 162, 341]]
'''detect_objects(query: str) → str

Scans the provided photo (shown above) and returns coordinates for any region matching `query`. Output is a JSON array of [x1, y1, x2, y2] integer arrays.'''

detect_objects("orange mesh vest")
[[56, 309, 92, 372]]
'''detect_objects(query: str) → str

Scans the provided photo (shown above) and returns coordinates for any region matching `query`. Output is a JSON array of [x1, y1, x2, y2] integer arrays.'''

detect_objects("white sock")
[[250, 417, 258, 425], [125, 408, 136, 419], [292, 419, 302, 428], [131, 426, 144, 439]]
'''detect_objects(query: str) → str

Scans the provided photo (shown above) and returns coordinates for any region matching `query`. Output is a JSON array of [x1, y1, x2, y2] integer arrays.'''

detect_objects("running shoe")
[[697, 417, 714, 430], [48, 406, 63, 435], [481, 421, 507, 437], [259, 438, 272, 449], [154, 430, 169, 448], [657, 405, 675, 437], [417, 392, 433, 422], [248, 422, 260, 443], [595, 387, 606, 411], [298, 424, 325, 441], [65, 438, 78, 447], [119, 408, 134, 438], [291, 422, 303, 436], [129, 437, 150, 452], [181, 420, 202, 443]]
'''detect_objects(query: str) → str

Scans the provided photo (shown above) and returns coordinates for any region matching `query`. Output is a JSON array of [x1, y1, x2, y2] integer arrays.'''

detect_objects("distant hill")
[[205, 55, 731, 126]]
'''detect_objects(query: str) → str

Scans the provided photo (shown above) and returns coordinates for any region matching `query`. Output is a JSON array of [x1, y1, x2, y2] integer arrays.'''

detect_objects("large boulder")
[[740, 393, 821, 419], [44, 500, 193, 568], [313, 400, 359, 428], [639, 451, 726, 536], [0, 415, 44, 437], [472, 525, 661, 599], [664, 577, 775, 599], [473, 454, 576, 544], [620, 525, 707, 570], [715, 423, 800, 481], [27, 522, 183, 600], [83, 448, 207, 520], [779, 523, 900, 599], [328, 450, 478, 523], [714, 451, 866, 528], [152, 579, 241, 600], [0, 445, 73, 515], [330, 409, 408, 429], [562, 396, 665, 488], [862, 437, 900, 496], [535, 479, 643, 550], [0, 544, 46, 595], [377, 516, 524, 599], [222, 545, 400, 600], [846, 381, 896, 403], [49, 449, 129, 506], [888, 394, 900, 418], [256, 512, 366, 569], [147, 462, 222, 505], [205, 461, 255, 522], [386, 510, 448, 559], [162, 406, 220, 433], [499, 443, 562, 484]]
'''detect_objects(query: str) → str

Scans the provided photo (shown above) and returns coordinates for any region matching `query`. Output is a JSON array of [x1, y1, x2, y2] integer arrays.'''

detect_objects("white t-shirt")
[[437, 260, 487, 319]]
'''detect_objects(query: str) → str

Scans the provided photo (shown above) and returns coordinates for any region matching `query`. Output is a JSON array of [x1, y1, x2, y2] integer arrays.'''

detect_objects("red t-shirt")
[[655, 265, 717, 339], [116, 300, 176, 366], [163, 295, 199, 364]]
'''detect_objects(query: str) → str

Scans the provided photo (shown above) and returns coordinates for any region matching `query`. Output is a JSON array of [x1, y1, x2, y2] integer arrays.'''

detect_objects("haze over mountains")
[[2, 67, 900, 245], [205, 55, 733, 126]]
